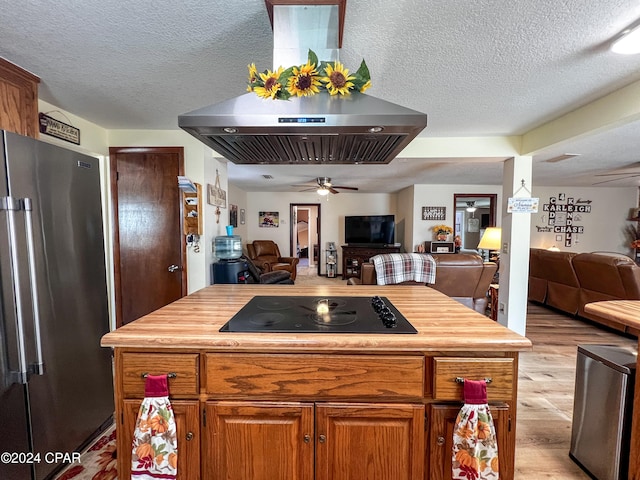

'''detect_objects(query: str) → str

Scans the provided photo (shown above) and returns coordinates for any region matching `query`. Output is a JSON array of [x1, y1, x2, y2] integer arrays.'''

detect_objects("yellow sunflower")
[[253, 67, 283, 99], [247, 63, 258, 83], [322, 61, 355, 95], [247, 63, 258, 92], [359, 79, 371, 93], [287, 61, 321, 97]]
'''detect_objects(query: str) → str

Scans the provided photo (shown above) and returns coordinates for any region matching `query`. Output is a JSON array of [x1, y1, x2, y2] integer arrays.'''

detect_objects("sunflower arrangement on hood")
[[248, 50, 371, 100]]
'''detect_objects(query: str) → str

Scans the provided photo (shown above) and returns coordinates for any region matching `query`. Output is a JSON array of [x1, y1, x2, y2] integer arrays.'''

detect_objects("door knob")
[[168, 264, 180, 272]]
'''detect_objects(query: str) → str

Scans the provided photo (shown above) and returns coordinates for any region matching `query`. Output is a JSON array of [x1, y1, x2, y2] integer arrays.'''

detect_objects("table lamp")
[[478, 227, 501, 255], [478, 227, 501, 283]]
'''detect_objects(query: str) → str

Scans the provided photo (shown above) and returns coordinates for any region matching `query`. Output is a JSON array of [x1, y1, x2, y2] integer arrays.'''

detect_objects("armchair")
[[247, 240, 299, 281]]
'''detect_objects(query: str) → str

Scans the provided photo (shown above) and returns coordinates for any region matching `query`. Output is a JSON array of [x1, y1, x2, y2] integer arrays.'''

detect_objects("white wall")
[[245, 191, 397, 275], [530, 186, 638, 254], [228, 183, 249, 244]]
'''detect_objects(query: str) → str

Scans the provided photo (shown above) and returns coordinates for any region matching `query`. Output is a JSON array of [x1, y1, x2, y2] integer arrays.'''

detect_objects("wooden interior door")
[[204, 401, 314, 480], [110, 147, 186, 326], [315, 402, 425, 480]]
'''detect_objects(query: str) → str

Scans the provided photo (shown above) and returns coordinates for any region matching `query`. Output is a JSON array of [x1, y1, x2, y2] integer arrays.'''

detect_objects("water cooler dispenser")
[[211, 233, 248, 284]]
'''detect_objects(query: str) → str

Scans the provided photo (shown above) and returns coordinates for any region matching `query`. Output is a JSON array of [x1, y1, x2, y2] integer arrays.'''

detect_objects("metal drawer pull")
[[141, 372, 177, 379], [185, 432, 194, 441], [454, 376, 492, 384]]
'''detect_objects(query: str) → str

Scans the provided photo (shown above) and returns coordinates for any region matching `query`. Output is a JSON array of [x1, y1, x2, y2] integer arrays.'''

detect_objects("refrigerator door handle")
[[1, 196, 29, 384], [21, 198, 44, 376]]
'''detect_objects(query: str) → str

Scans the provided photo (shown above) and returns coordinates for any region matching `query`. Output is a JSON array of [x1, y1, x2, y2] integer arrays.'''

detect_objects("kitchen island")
[[102, 284, 531, 480]]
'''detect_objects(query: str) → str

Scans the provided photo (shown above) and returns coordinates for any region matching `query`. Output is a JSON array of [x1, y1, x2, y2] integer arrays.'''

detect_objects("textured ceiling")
[[2, 0, 640, 192]]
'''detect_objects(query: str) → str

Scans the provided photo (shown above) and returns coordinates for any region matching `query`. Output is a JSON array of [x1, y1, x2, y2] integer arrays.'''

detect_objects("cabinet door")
[[0, 58, 39, 138], [120, 400, 200, 480], [204, 401, 314, 480], [316, 403, 425, 480], [428, 404, 513, 480]]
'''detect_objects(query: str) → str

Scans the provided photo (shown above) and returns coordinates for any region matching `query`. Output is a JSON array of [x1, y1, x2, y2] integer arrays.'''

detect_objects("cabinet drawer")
[[120, 353, 199, 398], [432, 357, 513, 401], [205, 354, 425, 399]]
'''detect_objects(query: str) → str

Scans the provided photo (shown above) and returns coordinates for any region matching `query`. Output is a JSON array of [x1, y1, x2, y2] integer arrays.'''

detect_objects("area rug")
[[54, 425, 117, 480]]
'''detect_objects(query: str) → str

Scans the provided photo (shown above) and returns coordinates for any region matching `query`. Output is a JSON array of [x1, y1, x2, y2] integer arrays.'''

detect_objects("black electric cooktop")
[[219, 296, 417, 334]]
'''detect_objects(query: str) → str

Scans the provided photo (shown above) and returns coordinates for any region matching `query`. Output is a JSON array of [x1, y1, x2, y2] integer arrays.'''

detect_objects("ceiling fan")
[[292, 177, 359, 195], [592, 163, 640, 185]]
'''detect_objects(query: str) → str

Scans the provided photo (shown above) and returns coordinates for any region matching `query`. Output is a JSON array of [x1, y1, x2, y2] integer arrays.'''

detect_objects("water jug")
[[214, 235, 242, 260]]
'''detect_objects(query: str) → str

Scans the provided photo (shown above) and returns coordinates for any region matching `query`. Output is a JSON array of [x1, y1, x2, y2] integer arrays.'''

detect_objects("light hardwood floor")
[[516, 303, 636, 479], [299, 267, 638, 479]]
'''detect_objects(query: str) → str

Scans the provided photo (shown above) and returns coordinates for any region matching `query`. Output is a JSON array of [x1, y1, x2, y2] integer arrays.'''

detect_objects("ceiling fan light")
[[317, 187, 330, 196], [612, 23, 640, 54]]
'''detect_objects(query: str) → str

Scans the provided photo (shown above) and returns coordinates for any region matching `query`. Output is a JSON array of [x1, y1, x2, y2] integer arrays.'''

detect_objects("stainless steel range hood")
[[178, 1, 427, 165]]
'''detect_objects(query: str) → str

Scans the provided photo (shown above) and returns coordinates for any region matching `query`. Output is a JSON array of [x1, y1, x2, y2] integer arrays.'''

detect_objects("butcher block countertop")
[[101, 285, 532, 353]]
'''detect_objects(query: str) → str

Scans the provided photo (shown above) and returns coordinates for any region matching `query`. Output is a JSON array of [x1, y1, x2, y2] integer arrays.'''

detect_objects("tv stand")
[[341, 245, 401, 280]]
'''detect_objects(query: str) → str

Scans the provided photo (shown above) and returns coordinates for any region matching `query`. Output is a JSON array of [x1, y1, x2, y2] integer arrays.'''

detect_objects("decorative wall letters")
[[536, 193, 592, 247]]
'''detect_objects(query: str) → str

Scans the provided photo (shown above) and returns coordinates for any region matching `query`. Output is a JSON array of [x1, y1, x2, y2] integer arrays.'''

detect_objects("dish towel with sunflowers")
[[131, 374, 178, 479], [452, 379, 499, 479]]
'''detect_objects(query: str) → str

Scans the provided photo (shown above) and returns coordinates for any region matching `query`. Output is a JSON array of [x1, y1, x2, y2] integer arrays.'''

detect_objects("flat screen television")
[[345, 215, 395, 246]]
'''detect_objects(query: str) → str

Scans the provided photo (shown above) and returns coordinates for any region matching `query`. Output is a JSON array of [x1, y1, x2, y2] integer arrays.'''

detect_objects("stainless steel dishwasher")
[[570, 344, 637, 480]]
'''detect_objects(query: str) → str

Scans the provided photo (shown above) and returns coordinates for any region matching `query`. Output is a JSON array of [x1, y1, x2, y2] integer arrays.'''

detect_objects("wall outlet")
[[499, 302, 506, 314]]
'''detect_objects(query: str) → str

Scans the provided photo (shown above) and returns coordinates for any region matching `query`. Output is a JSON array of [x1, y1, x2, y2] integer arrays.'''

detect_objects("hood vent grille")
[[203, 133, 407, 164]]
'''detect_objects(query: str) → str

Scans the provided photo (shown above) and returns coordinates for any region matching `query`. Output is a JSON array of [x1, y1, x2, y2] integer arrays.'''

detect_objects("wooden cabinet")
[[204, 401, 424, 480], [428, 404, 513, 480], [116, 352, 201, 478], [183, 183, 203, 236], [316, 403, 425, 480], [204, 401, 315, 480], [341, 245, 400, 279], [121, 399, 200, 480], [113, 348, 519, 480], [0, 58, 39, 138]]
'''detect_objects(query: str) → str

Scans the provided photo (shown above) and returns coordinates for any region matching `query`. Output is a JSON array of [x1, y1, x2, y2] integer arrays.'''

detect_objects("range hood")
[[178, 1, 427, 165]]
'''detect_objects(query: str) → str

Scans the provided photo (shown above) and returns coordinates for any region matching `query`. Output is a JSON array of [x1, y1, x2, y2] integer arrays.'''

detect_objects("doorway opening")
[[453, 193, 497, 252], [290, 203, 321, 276]]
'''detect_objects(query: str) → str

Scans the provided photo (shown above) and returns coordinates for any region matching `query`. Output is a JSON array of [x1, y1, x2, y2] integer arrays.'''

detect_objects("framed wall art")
[[422, 206, 446, 221], [229, 204, 238, 227], [259, 211, 279, 228], [207, 169, 227, 208]]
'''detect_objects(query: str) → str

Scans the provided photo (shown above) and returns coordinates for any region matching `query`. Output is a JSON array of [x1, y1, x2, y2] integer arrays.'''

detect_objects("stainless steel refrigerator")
[[0, 130, 114, 480]]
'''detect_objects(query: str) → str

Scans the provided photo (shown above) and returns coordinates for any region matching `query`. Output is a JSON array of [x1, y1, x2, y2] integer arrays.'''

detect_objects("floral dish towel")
[[131, 374, 178, 479], [452, 379, 499, 479]]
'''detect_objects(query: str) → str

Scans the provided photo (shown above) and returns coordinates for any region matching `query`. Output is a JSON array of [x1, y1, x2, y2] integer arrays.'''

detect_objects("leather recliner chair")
[[348, 253, 497, 313], [247, 240, 299, 281]]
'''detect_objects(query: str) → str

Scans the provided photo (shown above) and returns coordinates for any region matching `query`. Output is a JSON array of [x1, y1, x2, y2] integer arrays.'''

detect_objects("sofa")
[[348, 253, 497, 314], [528, 248, 640, 335]]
